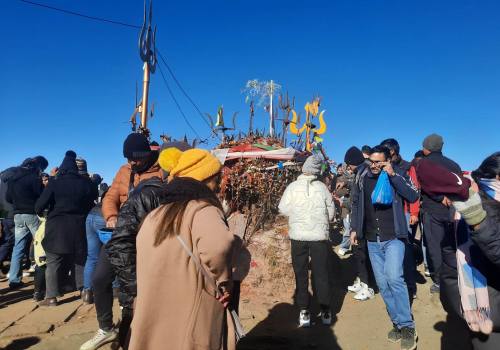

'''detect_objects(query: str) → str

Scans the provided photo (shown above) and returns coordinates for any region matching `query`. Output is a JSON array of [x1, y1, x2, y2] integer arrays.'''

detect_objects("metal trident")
[[139, 0, 157, 72], [137, 0, 157, 136]]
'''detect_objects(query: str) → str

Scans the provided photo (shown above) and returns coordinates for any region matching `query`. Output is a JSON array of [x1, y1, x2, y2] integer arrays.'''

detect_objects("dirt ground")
[[0, 226, 473, 350]]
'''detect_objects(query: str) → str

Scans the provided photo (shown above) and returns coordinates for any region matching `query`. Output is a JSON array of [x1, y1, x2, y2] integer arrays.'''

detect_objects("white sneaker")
[[347, 277, 362, 293], [28, 264, 36, 273], [337, 247, 349, 256], [299, 310, 311, 328], [354, 284, 375, 301], [80, 328, 117, 350], [319, 310, 332, 325]]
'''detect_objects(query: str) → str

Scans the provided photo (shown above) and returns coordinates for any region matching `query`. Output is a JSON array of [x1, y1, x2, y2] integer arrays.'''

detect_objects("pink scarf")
[[455, 212, 493, 334]]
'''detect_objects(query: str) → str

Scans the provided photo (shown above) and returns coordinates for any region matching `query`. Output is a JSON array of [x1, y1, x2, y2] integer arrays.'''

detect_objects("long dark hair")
[[152, 176, 223, 247], [472, 152, 500, 183]]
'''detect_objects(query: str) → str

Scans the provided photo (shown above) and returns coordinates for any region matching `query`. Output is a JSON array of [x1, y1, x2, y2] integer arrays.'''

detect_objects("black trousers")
[[354, 239, 374, 286], [403, 239, 417, 299], [45, 251, 84, 298], [34, 265, 46, 294], [0, 218, 15, 264], [423, 212, 453, 284], [291, 240, 331, 310], [93, 247, 115, 331]]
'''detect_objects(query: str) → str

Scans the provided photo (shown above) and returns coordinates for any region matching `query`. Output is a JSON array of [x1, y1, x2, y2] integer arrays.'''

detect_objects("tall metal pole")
[[269, 80, 274, 137], [140, 62, 150, 130]]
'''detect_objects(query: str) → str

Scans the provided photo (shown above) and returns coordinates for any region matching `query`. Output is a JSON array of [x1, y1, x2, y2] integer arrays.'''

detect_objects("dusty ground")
[[0, 225, 472, 350]]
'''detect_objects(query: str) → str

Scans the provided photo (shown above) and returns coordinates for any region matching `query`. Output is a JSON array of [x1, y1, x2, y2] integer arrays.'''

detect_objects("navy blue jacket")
[[351, 164, 419, 240]]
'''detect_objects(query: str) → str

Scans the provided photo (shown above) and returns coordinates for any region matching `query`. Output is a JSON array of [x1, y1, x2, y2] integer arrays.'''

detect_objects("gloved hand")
[[452, 189, 487, 226]]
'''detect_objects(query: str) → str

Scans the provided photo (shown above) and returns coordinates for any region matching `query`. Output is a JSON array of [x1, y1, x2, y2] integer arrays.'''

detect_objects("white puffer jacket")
[[278, 174, 335, 241]]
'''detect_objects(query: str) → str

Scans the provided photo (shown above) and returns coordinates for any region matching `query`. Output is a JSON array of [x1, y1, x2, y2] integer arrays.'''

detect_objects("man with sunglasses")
[[350, 145, 419, 350]]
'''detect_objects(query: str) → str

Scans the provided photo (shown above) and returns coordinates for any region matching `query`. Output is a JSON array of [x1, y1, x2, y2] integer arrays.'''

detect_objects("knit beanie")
[[422, 133, 444, 152], [302, 155, 323, 175], [76, 157, 88, 175], [452, 188, 487, 226], [159, 148, 184, 173], [160, 141, 192, 152], [344, 146, 365, 166], [169, 149, 222, 182], [59, 150, 78, 173], [123, 133, 152, 160]]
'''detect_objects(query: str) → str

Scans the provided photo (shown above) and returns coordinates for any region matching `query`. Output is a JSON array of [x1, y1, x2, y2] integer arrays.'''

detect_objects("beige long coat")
[[129, 200, 236, 350]]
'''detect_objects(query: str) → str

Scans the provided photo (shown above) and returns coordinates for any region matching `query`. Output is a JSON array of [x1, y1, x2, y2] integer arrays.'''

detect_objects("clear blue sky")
[[1, 0, 499, 182]]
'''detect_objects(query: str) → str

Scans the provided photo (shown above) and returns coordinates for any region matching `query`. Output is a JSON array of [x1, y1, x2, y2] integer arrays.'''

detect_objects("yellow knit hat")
[[169, 149, 222, 182], [158, 147, 183, 173]]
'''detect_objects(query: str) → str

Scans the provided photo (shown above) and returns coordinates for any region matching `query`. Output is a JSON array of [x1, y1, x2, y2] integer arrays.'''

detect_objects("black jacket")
[[4, 167, 43, 215], [440, 192, 500, 330], [421, 151, 462, 218], [351, 164, 419, 240], [106, 177, 166, 308], [36, 172, 97, 257]]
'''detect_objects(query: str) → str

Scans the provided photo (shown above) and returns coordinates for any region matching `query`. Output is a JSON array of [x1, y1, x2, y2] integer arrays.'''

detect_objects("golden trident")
[[289, 98, 327, 151]]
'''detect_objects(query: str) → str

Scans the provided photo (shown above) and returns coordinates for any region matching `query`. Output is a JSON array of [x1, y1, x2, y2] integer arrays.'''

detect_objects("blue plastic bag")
[[371, 171, 393, 205]]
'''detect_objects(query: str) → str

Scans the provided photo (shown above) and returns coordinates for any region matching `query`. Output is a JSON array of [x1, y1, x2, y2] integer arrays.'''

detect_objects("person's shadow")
[[434, 315, 474, 350], [238, 241, 345, 350], [237, 302, 341, 350]]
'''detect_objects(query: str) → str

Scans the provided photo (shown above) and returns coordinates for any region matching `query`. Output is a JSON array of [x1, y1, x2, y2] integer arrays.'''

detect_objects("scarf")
[[455, 212, 493, 334], [479, 178, 500, 201]]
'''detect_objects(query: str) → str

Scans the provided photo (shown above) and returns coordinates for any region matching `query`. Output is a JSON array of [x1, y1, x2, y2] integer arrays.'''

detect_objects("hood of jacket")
[[278, 174, 335, 241], [297, 174, 318, 196]]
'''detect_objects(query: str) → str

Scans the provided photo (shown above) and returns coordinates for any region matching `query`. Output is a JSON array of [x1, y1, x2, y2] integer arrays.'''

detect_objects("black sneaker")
[[430, 283, 440, 294], [9, 281, 25, 290], [400, 327, 417, 350], [387, 325, 401, 343], [81, 289, 94, 305], [33, 291, 45, 302]]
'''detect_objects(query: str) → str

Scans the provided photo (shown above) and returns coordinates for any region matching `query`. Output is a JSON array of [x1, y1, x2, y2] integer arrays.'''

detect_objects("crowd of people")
[[0, 131, 498, 350]]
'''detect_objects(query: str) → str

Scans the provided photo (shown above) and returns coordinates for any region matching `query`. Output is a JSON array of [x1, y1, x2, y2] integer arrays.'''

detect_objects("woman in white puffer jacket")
[[279, 155, 335, 328]]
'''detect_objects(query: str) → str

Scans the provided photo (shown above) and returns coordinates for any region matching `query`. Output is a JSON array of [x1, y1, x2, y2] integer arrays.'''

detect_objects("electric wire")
[[156, 63, 203, 141], [19, 0, 141, 28], [17, 0, 217, 141]]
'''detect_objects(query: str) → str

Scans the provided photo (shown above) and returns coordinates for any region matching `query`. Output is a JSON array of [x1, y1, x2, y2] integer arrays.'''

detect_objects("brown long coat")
[[102, 163, 163, 221], [129, 200, 236, 350]]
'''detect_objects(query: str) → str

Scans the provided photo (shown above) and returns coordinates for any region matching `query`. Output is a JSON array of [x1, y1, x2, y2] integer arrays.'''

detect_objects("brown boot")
[[82, 289, 94, 305], [39, 297, 58, 307]]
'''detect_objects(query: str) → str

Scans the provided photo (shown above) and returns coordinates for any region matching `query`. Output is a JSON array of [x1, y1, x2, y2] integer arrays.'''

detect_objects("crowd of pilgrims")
[[0, 132, 498, 350]]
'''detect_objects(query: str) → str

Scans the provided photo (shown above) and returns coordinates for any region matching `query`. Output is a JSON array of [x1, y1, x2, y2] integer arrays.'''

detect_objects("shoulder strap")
[[176, 235, 246, 341], [176, 235, 218, 292]]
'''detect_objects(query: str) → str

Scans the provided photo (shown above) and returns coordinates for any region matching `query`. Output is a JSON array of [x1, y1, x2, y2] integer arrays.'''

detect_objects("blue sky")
[[1, 0, 499, 182]]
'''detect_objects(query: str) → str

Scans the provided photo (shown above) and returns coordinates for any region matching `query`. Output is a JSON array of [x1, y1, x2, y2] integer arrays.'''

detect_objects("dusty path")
[[0, 232, 472, 350]]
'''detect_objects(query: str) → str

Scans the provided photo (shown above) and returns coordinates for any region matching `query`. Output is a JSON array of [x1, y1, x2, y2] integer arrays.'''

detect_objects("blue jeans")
[[83, 212, 106, 290], [367, 238, 415, 329], [339, 215, 351, 250], [9, 214, 40, 283]]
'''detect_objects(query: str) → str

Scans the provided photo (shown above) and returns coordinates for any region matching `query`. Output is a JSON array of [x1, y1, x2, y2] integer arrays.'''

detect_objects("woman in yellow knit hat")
[[129, 149, 237, 350]]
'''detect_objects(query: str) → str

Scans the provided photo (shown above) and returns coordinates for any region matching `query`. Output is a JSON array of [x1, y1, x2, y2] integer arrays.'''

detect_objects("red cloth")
[[407, 165, 420, 217], [229, 144, 263, 152], [416, 159, 470, 201]]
